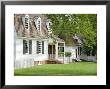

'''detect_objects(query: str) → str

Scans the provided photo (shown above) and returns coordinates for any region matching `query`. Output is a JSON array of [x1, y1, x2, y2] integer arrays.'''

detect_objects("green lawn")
[[14, 62, 97, 76]]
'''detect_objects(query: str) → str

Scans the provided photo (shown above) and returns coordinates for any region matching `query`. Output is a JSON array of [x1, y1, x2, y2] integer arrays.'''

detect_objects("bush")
[[65, 52, 71, 57], [58, 52, 64, 57]]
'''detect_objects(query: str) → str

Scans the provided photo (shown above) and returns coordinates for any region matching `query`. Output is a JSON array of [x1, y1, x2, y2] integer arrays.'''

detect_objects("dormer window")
[[25, 18, 28, 29], [48, 22, 51, 30], [37, 20, 41, 31], [46, 20, 52, 35], [46, 20, 51, 31], [34, 17, 41, 31], [24, 14, 29, 30]]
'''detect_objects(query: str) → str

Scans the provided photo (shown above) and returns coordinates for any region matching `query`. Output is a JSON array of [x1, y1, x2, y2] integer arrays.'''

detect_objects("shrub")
[[58, 52, 64, 57], [65, 52, 71, 57]]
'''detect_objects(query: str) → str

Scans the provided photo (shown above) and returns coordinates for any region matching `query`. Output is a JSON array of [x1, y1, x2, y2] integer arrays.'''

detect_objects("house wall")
[[15, 38, 48, 69], [65, 46, 79, 62]]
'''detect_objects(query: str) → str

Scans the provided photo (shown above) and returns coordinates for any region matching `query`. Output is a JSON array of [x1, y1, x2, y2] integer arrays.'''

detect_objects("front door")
[[48, 45, 55, 60]]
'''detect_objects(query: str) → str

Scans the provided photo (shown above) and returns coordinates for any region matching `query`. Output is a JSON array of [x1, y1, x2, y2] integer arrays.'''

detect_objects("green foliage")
[[58, 52, 64, 57], [65, 52, 71, 57], [45, 14, 97, 56]]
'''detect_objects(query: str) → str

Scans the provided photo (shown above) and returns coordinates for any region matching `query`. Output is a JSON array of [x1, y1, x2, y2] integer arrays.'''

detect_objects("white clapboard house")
[[14, 14, 81, 69]]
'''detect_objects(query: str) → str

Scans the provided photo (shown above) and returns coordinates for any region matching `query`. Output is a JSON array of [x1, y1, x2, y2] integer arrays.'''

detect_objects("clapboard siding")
[[65, 46, 79, 59], [15, 38, 48, 69]]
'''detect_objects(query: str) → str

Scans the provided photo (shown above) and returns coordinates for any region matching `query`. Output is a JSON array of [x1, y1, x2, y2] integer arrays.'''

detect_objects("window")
[[74, 39, 78, 43], [25, 18, 28, 29], [46, 20, 51, 31], [24, 15, 29, 30], [38, 41, 41, 53], [37, 41, 41, 54], [48, 22, 51, 30], [58, 43, 64, 57], [58, 43, 64, 52], [58, 47, 64, 52], [23, 40, 32, 54], [36, 41, 44, 54], [49, 22, 51, 27], [34, 17, 41, 31], [37, 20, 41, 31]]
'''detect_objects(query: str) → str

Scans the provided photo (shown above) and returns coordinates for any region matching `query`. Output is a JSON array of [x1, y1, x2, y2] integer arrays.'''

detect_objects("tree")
[[45, 14, 97, 56]]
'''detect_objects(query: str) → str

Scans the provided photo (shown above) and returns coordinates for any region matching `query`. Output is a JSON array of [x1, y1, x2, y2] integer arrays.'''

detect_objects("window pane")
[[38, 21, 40, 30], [36, 41, 43, 54], [58, 47, 64, 52], [38, 42, 41, 53], [25, 18, 29, 29]]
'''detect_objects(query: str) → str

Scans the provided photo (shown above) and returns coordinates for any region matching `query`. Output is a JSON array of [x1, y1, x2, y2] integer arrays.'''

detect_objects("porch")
[[48, 42, 65, 63]]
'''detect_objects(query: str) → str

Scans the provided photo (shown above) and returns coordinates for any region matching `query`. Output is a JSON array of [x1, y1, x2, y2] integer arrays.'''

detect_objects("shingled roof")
[[14, 14, 48, 39]]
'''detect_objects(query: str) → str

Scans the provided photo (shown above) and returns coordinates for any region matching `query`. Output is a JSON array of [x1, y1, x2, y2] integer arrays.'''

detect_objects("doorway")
[[48, 45, 55, 60]]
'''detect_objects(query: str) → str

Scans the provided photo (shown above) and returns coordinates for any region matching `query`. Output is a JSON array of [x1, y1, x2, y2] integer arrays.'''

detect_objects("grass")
[[14, 62, 97, 76]]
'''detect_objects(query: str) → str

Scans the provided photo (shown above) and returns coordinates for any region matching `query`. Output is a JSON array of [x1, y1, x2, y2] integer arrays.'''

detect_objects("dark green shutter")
[[23, 40, 29, 54], [37, 41, 39, 54], [29, 40, 32, 54], [23, 40, 28, 54], [23, 40, 25, 54], [42, 41, 44, 54]]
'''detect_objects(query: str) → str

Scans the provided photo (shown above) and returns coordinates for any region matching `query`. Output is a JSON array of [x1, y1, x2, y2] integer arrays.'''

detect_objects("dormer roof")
[[14, 14, 48, 39]]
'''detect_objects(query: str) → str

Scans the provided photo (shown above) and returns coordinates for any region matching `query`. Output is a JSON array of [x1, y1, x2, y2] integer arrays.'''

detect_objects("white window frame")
[[23, 39, 32, 55], [38, 41, 42, 54]]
